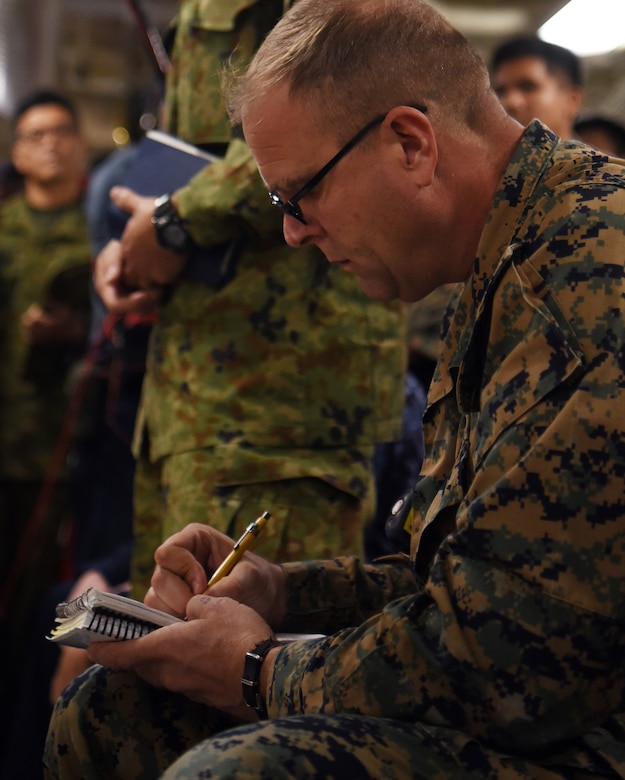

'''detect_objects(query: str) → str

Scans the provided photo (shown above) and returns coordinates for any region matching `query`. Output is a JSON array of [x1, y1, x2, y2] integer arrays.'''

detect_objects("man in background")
[[576, 114, 625, 158], [491, 36, 584, 140], [0, 89, 91, 751]]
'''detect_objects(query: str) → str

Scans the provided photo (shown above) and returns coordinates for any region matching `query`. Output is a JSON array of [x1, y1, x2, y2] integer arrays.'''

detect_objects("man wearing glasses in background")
[[0, 89, 91, 747]]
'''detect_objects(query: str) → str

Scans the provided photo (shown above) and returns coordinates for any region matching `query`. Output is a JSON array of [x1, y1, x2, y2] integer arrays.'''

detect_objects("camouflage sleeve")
[[174, 138, 282, 247], [269, 389, 625, 752], [278, 555, 418, 635], [166, 0, 287, 247], [267, 176, 625, 754]]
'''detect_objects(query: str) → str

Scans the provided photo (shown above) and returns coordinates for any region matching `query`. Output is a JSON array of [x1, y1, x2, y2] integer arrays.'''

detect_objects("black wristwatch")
[[152, 193, 192, 253], [241, 638, 279, 719]]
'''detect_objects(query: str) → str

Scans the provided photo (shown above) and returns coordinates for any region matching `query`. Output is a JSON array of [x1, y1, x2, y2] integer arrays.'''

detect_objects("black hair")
[[12, 88, 79, 128], [575, 114, 625, 157], [491, 37, 583, 88]]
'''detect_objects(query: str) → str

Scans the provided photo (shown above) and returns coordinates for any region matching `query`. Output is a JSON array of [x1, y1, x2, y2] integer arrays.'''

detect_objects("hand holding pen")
[[205, 511, 271, 589]]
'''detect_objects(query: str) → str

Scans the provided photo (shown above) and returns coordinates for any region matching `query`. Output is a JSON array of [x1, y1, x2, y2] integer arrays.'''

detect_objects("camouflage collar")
[[440, 121, 561, 409], [472, 119, 560, 311]]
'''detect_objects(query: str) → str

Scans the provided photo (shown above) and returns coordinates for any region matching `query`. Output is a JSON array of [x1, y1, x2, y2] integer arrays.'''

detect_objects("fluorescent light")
[[432, 5, 528, 36], [539, 0, 625, 57]]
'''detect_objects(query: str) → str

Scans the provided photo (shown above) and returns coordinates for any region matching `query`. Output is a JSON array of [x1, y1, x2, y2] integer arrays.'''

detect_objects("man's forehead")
[[243, 94, 330, 192], [17, 104, 73, 128], [495, 56, 560, 84]]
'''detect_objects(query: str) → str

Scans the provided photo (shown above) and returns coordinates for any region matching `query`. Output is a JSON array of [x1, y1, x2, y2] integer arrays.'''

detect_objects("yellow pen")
[[206, 511, 271, 589]]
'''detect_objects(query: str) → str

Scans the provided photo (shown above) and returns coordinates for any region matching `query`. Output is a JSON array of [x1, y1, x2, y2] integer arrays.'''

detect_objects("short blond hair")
[[227, 0, 491, 140]]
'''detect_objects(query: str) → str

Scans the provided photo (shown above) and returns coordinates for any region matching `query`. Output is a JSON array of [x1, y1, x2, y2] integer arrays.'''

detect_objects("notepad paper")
[[48, 588, 326, 649], [48, 588, 183, 648]]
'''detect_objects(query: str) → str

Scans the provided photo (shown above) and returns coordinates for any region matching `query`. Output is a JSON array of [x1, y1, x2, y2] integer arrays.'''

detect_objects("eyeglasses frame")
[[268, 104, 427, 225], [15, 123, 79, 146]]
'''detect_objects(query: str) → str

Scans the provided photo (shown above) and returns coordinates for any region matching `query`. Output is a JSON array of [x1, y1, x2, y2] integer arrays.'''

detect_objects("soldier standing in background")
[[0, 89, 91, 749], [490, 37, 584, 142], [94, 0, 407, 599]]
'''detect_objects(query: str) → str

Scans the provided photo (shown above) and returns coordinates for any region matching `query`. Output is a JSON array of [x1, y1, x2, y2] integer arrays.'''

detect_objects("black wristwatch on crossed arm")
[[152, 193, 193, 253]]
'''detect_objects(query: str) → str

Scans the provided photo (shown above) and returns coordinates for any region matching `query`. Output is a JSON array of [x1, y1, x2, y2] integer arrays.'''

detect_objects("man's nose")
[[282, 213, 320, 248], [500, 89, 525, 115]]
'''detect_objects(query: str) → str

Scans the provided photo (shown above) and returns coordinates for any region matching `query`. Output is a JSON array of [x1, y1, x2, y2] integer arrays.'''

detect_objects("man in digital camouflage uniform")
[[44, 0, 625, 777], [93, 0, 406, 599]]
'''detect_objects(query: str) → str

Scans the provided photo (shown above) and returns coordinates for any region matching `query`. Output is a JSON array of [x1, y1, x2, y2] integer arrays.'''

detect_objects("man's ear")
[[383, 105, 437, 185], [568, 86, 584, 123]]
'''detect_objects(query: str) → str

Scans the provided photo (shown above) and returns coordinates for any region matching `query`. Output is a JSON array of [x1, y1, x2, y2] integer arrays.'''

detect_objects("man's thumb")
[[109, 185, 138, 213]]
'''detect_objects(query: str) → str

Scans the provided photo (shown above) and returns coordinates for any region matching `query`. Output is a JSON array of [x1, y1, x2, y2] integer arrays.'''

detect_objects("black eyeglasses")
[[269, 104, 427, 225], [16, 123, 77, 146]]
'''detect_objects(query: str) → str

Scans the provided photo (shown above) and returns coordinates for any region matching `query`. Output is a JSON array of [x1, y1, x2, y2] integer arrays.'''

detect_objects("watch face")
[[152, 197, 191, 252], [162, 222, 189, 251]]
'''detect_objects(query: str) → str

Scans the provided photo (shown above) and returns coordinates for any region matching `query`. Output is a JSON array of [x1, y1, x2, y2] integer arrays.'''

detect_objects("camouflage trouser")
[[44, 666, 595, 780], [131, 450, 372, 599]]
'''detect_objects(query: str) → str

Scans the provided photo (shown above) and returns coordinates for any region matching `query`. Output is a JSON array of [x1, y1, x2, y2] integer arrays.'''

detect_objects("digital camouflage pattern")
[[0, 194, 91, 480], [48, 665, 608, 780], [44, 122, 625, 779], [267, 122, 625, 770], [130, 0, 406, 596]]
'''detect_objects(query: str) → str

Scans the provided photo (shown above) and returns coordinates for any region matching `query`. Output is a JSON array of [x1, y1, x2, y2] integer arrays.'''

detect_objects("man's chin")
[[357, 277, 398, 302]]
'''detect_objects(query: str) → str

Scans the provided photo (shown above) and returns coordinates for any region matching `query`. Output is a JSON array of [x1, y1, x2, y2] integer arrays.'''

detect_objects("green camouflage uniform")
[[130, 0, 406, 596], [45, 121, 625, 779], [0, 194, 91, 481], [0, 193, 91, 717]]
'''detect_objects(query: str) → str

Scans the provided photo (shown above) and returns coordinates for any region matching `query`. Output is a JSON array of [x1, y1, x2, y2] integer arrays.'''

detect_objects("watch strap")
[[241, 638, 279, 718]]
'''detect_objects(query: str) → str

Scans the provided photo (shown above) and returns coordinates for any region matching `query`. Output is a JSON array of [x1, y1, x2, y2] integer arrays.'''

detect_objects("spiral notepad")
[[48, 588, 183, 648], [48, 587, 327, 649]]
